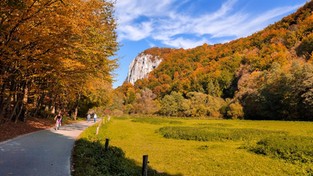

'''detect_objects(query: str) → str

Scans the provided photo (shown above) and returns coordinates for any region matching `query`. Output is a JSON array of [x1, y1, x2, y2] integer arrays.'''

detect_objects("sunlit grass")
[[75, 116, 313, 176]]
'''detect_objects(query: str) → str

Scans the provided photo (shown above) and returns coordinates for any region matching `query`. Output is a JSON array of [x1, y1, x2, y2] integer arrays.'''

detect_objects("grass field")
[[73, 116, 313, 176]]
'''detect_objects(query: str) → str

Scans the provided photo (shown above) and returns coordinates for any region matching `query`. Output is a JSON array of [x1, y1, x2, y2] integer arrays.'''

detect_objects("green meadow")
[[73, 116, 313, 176]]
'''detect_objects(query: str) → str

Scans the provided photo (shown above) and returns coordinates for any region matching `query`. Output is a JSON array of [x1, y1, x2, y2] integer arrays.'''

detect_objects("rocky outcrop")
[[126, 53, 162, 84]]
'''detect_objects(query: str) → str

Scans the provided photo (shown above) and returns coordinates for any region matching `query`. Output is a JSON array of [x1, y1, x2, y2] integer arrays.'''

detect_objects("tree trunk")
[[73, 107, 78, 120], [0, 82, 6, 112], [0, 77, 16, 119], [10, 100, 20, 122], [15, 103, 23, 123], [33, 92, 45, 117], [21, 82, 29, 122]]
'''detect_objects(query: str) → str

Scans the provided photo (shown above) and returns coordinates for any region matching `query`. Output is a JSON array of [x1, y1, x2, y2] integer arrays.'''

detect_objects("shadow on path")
[[0, 121, 95, 176], [72, 139, 183, 176], [0, 130, 75, 176]]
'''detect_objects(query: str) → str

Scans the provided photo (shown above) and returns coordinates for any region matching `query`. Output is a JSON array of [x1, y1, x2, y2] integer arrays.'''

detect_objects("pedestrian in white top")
[[93, 113, 97, 123], [87, 113, 91, 122]]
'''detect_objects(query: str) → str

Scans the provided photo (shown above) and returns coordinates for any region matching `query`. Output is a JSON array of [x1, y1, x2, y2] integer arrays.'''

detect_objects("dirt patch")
[[0, 118, 54, 142]]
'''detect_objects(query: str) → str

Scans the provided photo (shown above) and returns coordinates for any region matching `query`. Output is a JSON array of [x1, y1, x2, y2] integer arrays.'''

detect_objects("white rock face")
[[126, 53, 162, 84]]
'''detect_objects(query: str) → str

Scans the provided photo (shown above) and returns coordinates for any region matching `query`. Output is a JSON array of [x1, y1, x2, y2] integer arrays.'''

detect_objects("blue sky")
[[112, 0, 308, 88]]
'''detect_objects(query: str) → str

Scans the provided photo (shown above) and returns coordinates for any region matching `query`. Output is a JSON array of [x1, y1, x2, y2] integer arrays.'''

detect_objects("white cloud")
[[204, 0, 238, 21], [163, 37, 210, 49], [115, 0, 176, 24], [192, 12, 248, 37], [118, 22, 153, 41], [146, 40, 156, 48], [233, 5, 302, 37], [115, 0, 305, 49]]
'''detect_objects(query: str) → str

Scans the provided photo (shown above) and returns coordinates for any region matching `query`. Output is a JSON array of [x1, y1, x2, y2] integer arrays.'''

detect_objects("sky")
[[112, 0, 309, 88]]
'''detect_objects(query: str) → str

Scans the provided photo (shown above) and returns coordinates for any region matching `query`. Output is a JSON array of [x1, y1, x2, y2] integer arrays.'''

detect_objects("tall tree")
[[0, 0, 118, 123]]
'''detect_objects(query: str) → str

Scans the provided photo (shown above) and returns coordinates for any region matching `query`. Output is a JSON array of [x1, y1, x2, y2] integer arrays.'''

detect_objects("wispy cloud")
[[115, 0, 176, 26], [119, 22, 153, 41], [233, 5, 303, 37], [115, 0, 304, 49], [162, 37, 210, 49]]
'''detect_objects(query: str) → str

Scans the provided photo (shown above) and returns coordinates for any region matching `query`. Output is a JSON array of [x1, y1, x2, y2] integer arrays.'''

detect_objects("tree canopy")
[[0, 0, 118, 123]]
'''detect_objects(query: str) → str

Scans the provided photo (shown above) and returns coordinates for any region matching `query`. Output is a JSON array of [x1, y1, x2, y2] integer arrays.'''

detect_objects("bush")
[[158, 126, 287, 141], [250, 136, 313, 164], [224, 102, 244, 119], [111, 109, 124, 117], [158, 91, 226, 118]]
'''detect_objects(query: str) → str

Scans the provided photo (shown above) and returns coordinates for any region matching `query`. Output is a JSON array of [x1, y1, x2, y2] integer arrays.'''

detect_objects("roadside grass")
[[73, 116, 313, 176], [72, 139, 178, 176], [72, 119, 178, 176]]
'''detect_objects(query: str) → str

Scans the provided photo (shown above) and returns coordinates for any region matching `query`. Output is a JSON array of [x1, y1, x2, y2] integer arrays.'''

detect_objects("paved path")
[[0, 121, 96, 176]]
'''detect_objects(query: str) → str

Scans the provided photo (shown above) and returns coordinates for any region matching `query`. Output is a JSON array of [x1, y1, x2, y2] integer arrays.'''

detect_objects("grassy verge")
[[72, 139, 141, 176], [72, 119, 178, 176]]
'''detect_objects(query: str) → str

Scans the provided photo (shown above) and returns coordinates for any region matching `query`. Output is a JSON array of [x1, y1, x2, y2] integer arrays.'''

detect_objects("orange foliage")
[[118, 1, 313, 101]]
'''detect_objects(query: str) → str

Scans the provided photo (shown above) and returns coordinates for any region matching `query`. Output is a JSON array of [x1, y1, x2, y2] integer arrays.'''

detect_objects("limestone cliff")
[[126, 53, 162, 84]]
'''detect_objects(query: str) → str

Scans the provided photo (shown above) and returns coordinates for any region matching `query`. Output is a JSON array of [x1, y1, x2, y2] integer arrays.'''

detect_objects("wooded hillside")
[[114, 1, 313, 120]]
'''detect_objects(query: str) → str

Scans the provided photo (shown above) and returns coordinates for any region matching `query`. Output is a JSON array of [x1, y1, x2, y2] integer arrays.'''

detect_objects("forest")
[[2, 1, 312, 175], [1, 1, 313, 124], [0, 0, 118, 123], [112, 1, 313, 121]]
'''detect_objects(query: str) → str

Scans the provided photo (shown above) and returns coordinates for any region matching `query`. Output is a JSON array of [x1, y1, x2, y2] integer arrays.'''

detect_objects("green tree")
[[159, 91, 184, 116], [206, 79, 222, 97]]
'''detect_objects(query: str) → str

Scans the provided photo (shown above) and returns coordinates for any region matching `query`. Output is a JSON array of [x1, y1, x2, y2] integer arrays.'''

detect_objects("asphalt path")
[[0, 120, 96, 176]]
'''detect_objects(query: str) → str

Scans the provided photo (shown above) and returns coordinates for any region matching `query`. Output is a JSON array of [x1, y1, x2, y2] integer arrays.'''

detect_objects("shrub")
[[225, 102, 244, 119], [111, 109, 124, 117], [250, 136, 313, 164], [158, 126, 287, 141]]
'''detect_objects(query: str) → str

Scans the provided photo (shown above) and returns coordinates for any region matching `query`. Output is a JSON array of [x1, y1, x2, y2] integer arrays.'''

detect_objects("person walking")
[[87, 113, 91, 122], [93, 113, 97, 123]]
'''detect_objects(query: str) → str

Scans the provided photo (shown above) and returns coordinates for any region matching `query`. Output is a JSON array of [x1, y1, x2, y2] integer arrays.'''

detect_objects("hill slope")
[[117, 1, 313, 120]]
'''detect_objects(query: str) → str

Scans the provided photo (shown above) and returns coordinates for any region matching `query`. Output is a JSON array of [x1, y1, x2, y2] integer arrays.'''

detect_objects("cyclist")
[[54, 112, 62, 130]]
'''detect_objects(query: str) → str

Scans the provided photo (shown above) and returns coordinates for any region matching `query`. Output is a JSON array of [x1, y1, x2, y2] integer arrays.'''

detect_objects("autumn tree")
[[0, 0, 118, 123], [239, 61, 313, 120], [132, 88, 159, 114]]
